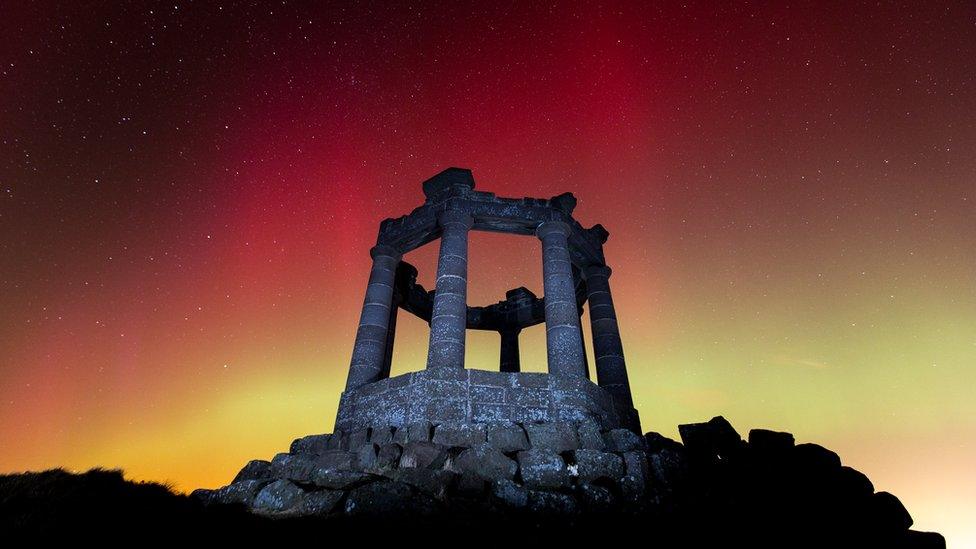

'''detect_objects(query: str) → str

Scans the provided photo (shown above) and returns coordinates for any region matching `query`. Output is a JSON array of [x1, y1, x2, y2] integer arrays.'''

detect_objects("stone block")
[[253, 479, 304, 513], [572, 449, 625, 483], [603, 428, 644, 452], [517, 449, 570, 490], [510, 387, 550, 408], [370, 426, 394, 445], [527, 490, 577, 515], [400, 441, 450, 469], [513, 406, 549, 423], [311, 469, 373, 490], [524, 422, 579, 452], [578, 483, 615, 511], [344, 479, 439, 517], [678, 416, 744, 461], [491, 479, 529, 509], [486, 423, 530, 453], [470, 369, 511, 388], [622, 451, 650, 486], [354, 443, 378, 470], [748, 428, 795, 453], [577, 421, 606, 450], [451, 444, 518, 481], [325, 432, 347, 451], [382, 468, 457, 499], [471, 403, 514, 423], [347, 428, 371, 450], [270, 453, 317, 482], [470, 385, 505, 404], [298, 489, 344, 515], [290, 434, 332, 455], [315, 450, 355, 472], [406, 421, 433, 442], [233, 459, 272, 483], [213, 479, 269, 506], [432, 423, 486, 447]]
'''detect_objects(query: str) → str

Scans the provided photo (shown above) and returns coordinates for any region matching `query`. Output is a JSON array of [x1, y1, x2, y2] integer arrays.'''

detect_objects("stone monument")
[[337, 167, 640, 433]]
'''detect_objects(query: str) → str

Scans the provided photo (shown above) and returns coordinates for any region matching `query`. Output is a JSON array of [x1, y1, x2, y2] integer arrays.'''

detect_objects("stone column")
[[584, 264, 633, 407], [380, 296, 399, 380], [426, 210, 474, 369], [346, 244, 401, 391], [499, 328, 521, 373], [537, 221, 586, 377]]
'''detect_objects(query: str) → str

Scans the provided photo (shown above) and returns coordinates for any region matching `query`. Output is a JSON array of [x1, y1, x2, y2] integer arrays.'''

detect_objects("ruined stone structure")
[[337, 167, 640, 433]]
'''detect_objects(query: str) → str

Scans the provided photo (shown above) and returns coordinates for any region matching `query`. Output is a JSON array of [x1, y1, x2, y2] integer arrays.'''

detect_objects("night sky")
[[1, 1, 974, 543]]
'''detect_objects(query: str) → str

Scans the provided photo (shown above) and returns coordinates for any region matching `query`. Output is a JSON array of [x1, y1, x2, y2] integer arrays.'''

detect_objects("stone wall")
[[335, 367, 637, 432]]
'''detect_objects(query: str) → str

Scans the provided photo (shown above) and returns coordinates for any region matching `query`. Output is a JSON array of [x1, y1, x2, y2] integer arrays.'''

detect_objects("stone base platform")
[[335, 368, 640, 433]]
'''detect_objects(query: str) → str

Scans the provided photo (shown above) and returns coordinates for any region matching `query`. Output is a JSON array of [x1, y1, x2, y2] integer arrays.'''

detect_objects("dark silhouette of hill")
[[0, 421, 948, 547]]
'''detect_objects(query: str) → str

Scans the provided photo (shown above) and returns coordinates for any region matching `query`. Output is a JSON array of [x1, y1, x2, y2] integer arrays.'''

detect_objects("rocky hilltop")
[[191, 416, 945, 547]]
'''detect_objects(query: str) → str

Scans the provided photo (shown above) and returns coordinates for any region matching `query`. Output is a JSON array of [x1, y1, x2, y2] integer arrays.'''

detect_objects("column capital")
[[437, 209, 474, 229], [584, 264, 612, 278], [535, 220, 572, 240], [370, 243, 402, 261]]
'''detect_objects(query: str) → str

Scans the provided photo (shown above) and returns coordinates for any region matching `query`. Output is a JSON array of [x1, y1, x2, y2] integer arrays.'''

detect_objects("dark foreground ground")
[[0, 420, 947, 548]]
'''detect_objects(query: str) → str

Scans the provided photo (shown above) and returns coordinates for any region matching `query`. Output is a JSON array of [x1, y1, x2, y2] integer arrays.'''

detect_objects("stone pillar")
[[499, 328, 521, 373], [579, 320, 590, 380], [584, 264, 633, 407], [537, 221, 586, 377], [426, 210, 474, 369], [380, 297, 399, 380], [346, 244, 401, 391]]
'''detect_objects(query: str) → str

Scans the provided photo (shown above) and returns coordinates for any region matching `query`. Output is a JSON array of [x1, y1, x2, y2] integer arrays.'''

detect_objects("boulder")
[[406, 421, 433, 443], [648, 448, 686, 489], [400, 441, 450, 469], [212, 479, 268, 506], [270, 453, 316, 482], [347, 428, 371, 450], [524, 422, 579, 452], [253, 479, 304, 513], [578, 483, 615, 511], [748, 429, 795, 454], [432, 423, 486, 447], [325, 432, 347, 451], [290, 434, 332, 455], [644, 432, 684, 453], [577, 421, 607, 450], [486, 423, 530, 453], [451, 444, 518, 482], [527, 490, 577, 515], [622, 451, 650, 486], [370, 426, 394, 445], [354, 443, 378, 470], [491, 479, 529, 509], [837, 465, 874, 497], [344, 479, 439, 516], [572, 449, 625, 483], [315, 450, 355, 472], [867, 491, 913, 530], [678, 416, 744, 461], [311, 469, 374, 490], [517, 449, 570, 490], [603, 429, 644, 452], [793, 443, 842, 470], [298, 489, 344, 515], [383, 468, 457, 499], [232, 459, 272, 483]]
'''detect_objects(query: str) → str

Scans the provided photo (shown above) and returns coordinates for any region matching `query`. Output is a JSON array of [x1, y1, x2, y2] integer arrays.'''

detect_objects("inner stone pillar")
[[346, 244, 401, 390], [426, 210, 474, 369], [536, 221, 586, 378], [584, 264, 634, 407], [499, 328, 521, 373]]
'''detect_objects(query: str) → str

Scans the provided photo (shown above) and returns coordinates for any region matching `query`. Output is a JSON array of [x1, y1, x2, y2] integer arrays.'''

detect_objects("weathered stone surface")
[[311, 469, 373, 490], [619, 474, 646, 503], [347, 428, 371, 450], [524, 422, 579, 452], [391, 426, 408, 445], [290, 434, 332, 455], [354, 443, 378, 470], [578, 483, 615, 511], [270, 453, 316, 482], [577, 421, 606, 450], [486, 423, 530, 453], [648, 447, 687, 489], [837, 465, 874, 496], [644, 432, 683, 453], [678, 416, 743, 460], [345, 479, 439, 516], [253, 479, 304, 513], [375, 443, 403, 469], [315, 450, 355, 471], [400, 441, 450, 469], [452, 444, 518, 481], [325, 432, 347, 451], [527, 490, 577, 514], [212, 479, 268, 506], [432, 423, 486, 447], [233, 459, 272, 483], [383, 468, 456, 499], [573, 449, 625, 483], [491, 479, 529, 508], [406, 421, 432, 443], [517, 449, 570, 489], [748, 428, 795, 453], [370, 426, 394, 445], [622, 451, 650, 486], [603, 428, 644, 452], [298, 489, 344, 515]]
